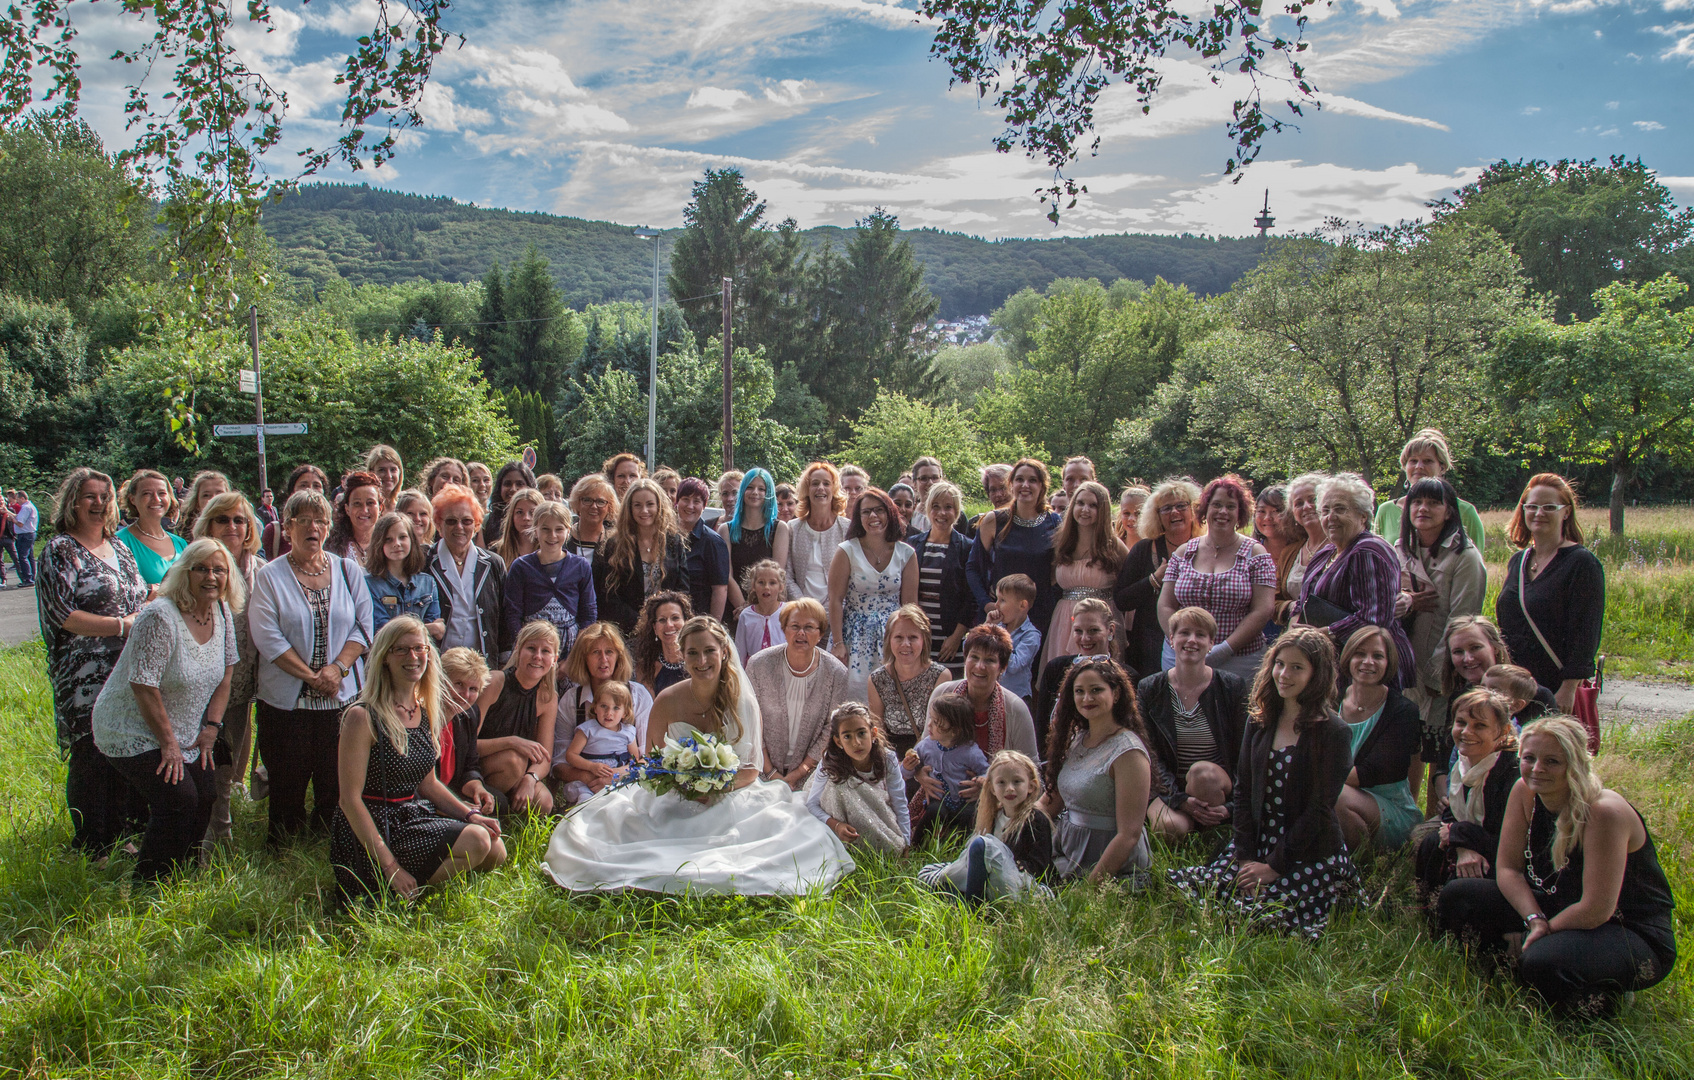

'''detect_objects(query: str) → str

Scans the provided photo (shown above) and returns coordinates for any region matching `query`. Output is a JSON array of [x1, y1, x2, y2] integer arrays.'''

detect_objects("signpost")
[[216, 305, 305, 490]]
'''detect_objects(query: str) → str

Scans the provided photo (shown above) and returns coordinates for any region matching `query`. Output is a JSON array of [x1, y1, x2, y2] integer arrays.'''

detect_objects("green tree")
[[840, 389, 985, 496], [933, 341, 1010, 408], [0, 116, 154, 318], [0, 292, 95, 477], [1124, 224, 1531, 488], [1493, 275, 1694, 535], [473, 260, 509, 362], [559, 299, 690, 415], [989, 287, 1044, 366], [503, 388, 554, 474], [396, 281, 479, 349], [1433, 157, 1694, 323], [975, 277, 1202, 478], [102, 313, 517, 490], [559, 336, 804, 482], [832, 209, 942, 407], [667, 169, 795, 347], [486, 247, 585, 402]]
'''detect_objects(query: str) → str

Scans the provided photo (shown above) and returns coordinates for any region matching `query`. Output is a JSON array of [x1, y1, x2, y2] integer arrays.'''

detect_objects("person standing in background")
[[10, 489, 37, 587]]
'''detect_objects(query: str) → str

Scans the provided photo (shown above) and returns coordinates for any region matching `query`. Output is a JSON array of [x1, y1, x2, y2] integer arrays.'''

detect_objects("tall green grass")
[[0, 641, 1688, 1078]]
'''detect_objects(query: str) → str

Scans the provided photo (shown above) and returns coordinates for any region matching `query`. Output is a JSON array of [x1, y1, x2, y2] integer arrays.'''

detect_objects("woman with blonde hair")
[[1372, 428, 1485, 549], [746, 596, 851, 788], [550, 620, 653, 800], [192, 491, 266, 843], [1045, 479, 1129, 666], [1114, 477, 1200, 680], [543, 615, 854, 895], [474, 619, 562, 815], [394, 488, 436, 546], [786, 461, 850, 607], [1437, 716, 1676, 1016], [329, 616, 505, 900], [1114, 484, 1150, 549], [564, 473, 616, 559], [90, 538, 242, 880], [363, 444, 404, 512]]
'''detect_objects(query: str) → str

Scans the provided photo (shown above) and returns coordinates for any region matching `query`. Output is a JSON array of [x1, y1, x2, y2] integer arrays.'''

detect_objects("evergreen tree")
[[667, 169, 794, 348], [474, 259, 508, 364], [487, 246, 585, 403]]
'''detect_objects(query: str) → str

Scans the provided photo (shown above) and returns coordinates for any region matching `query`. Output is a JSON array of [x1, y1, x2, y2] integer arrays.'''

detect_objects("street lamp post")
[[632, 227, 662, 472]]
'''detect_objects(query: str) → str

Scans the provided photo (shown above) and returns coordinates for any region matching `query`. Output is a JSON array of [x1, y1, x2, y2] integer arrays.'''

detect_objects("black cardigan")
[[1137, 669, 1248, 810], [592, 535, 690, 635], [1437, 749, 1520, 857], [439, 705, 487, 795], [1234, 712, 1351, 876], [1001, 810, 1055, 882], [424, 541, 511, 664], [906, 529, 977, 639], [1114, 535, 1172, 680], [1495, 545, 1605, 692], [1350, 688, 1421, 788]]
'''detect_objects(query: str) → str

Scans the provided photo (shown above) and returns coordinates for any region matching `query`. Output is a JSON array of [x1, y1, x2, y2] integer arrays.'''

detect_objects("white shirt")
[[736, 604, 787, 664], [439, 545, 479, 651], [13, 500, 37, 532], [786, 515, 849, 603]]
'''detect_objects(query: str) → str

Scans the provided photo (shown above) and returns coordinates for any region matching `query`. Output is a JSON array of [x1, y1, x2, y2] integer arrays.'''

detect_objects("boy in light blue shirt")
[[995, 573, 1041, 706]]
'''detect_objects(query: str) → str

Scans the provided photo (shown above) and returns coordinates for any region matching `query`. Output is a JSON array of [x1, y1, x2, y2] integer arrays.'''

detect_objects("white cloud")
[[1597, 126, 1620, 136], [1606, 100, 1620, 109], [1522, 106, 1541, 115], [1634, 119, 1667, 130], [687, 86, 753, 110], [764, 79, 812, 107], [1655, 21, 1694, 60]]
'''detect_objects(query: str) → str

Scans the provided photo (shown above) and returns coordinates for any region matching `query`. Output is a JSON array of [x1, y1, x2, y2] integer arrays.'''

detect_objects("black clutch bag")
[[1302, 593, 1353, 629]]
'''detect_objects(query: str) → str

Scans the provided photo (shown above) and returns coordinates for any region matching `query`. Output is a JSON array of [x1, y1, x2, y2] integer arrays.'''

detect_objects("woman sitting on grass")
[[1334, 626, 1422, 852], [473, 621, 561, 816], [1436, 716, 1676, 1018], [1412, 688, 1518, 902], [1041, 657, 1152, 883], [329, 616, 505, 901], [1169, 627, 1356, 939]]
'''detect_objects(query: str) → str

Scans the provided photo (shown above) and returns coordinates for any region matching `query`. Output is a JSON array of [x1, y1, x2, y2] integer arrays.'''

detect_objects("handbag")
[[1301, 593, 1353, 629], [1515, 554, 1602, 754]]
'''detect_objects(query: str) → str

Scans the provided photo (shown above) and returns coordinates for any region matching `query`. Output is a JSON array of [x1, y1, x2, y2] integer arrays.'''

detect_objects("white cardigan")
[[250, 553, 374, 710]]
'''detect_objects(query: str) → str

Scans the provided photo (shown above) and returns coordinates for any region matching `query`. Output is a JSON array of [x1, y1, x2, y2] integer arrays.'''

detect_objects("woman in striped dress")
[[908, 482, 975, 678]]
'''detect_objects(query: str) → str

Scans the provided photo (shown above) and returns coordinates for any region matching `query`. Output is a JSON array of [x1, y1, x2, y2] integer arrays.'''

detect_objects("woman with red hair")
[[1156, 475, 1277, 681], [1495, 474, 1604, 714], [423, 484, 510, 664]]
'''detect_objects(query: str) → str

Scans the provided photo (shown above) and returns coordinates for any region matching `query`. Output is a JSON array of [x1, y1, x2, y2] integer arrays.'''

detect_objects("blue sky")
[[63, 0, 1694, 238]]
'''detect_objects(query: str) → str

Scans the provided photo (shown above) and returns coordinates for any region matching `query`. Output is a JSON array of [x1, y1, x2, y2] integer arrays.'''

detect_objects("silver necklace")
[[1013, 512, 1045, 528]]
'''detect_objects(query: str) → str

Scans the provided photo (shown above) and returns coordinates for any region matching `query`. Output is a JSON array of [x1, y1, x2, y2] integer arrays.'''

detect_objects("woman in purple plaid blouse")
[[1296, 474, 1415, 689]]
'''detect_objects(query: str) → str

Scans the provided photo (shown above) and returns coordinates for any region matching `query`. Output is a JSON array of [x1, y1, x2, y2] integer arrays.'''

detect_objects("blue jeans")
[[13, 532, 34, 583]]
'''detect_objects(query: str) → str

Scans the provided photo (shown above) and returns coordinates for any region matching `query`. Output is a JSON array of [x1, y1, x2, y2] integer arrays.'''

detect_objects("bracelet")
[[202, 719, 224, 729], [1525, 912, 1548, 926]]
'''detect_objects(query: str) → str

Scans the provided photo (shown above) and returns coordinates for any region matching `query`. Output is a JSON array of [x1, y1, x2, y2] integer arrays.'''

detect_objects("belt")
[[1063, 587, 1113, 603], [1062, 808, 1116, 831], [362, 793, 415, 804]]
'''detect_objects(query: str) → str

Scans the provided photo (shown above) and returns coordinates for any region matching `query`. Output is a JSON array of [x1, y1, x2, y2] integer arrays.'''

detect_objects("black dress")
[[481, 673, 539, 742], [1495, 546, 1605, 695], [1114, 536, 1172, 682], [330, 719, 467, 898]]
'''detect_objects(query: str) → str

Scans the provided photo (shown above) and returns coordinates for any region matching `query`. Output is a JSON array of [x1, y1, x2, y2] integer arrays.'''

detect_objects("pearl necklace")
[[786, 649, 819, 679], [132, 524, 171, 542]]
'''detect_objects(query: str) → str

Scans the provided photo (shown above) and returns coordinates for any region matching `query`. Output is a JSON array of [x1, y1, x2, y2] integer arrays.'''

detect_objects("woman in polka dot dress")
[[330, 616, 508, 900], [1169, 626, 1357, 939]]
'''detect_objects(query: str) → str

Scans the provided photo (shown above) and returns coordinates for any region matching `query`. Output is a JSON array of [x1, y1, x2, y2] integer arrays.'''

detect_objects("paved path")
[[3, 584, 1692, 722]]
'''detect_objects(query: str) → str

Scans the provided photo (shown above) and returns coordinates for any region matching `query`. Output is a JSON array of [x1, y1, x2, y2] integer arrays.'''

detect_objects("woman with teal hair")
[[719, 467, 792, 616]]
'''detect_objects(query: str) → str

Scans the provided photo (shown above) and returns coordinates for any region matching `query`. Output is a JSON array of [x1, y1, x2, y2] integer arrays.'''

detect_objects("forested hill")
[[263, 183, 1268, 317]]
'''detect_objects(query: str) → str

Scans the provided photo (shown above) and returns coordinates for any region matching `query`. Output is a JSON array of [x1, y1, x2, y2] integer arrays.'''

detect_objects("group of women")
[[34, 431, 1666, 1018]]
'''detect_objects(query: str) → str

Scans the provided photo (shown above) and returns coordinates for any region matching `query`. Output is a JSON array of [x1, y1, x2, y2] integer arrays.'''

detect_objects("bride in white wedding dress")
[[543, 616, 855, 895]]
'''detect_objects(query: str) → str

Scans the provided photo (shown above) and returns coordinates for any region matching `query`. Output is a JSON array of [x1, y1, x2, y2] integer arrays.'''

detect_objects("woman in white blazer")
[[249, 490, 373, 845]]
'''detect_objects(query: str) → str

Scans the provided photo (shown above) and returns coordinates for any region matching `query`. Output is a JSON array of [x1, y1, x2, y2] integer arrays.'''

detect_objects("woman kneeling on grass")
[[1412, 688, 1518, 903], [1169, 627, 1357, 940], [330, 616, 506, 901], [1436, 716, 1676, 1018]]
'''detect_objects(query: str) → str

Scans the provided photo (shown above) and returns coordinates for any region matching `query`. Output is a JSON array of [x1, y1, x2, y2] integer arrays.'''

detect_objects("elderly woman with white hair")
[[1296, 473, 1415, 689], [90, 538, 242, 881]]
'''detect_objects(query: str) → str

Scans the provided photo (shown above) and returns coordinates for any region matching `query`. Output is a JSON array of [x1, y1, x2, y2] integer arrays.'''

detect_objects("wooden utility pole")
[[248, 305, 268, 494], [721, 276, 734, 471]]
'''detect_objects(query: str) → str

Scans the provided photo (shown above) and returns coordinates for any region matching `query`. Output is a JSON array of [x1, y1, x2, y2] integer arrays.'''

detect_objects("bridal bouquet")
[[625, 732, 741, 799]]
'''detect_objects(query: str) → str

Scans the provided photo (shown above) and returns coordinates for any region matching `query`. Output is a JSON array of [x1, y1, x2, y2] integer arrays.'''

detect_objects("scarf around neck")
[[1448, 751, 1499, 825], [954, 679, 1007, 755]]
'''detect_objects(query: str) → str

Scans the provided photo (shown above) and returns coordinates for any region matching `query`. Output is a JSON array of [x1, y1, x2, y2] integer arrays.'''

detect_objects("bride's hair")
[[678, 616, 744, 744]]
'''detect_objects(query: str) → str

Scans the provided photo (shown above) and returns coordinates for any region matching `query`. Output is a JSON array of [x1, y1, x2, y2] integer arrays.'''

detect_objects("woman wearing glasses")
[[1495, 475, 1604, 714], [828, 487, 917, 703], [1114, 478, 1200, 682], [746, 597, 850, 790], [192, 492, 267, 844]]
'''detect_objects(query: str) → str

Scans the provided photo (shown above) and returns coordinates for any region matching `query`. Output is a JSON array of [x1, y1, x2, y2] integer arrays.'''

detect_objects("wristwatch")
[[1525, 913, 1548, 929], [335, 661, 352, 678]]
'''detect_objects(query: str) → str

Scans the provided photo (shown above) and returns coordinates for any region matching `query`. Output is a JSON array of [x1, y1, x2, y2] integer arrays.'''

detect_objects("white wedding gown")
[[542, 665, 855, 896]]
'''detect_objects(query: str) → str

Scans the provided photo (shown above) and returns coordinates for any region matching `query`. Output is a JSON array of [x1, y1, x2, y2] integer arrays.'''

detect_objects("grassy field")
[[1472, 508, 1694, 684], [0, 641, 1689, 1078]]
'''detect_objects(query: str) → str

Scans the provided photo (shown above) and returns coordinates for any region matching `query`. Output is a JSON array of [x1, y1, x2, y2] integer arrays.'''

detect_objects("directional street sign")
[[213, 422, 308, 437], [237, 369, 258, 394]]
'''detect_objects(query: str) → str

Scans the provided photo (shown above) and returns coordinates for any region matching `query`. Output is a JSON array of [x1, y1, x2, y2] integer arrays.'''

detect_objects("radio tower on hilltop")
[[1254, 190, 1275, 239]]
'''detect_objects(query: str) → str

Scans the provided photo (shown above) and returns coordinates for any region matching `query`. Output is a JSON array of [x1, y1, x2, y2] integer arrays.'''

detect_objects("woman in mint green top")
[[1335, 627, 1423, 851], [1372, 429, 1485, 551], [116, 469, 189, 585]]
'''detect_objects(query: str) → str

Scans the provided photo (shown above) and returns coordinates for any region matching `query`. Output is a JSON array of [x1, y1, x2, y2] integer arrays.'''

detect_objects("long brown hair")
[[1248, 626, 1337, 732], [604, 478, 683, 587], [633, 591, 692, 686], [490, 487, 545, 568], [678, 616, 744, 744], [1043, 657, 1145, 792], [1051, 479, 1127, 573], [819, 702, 891, 784]]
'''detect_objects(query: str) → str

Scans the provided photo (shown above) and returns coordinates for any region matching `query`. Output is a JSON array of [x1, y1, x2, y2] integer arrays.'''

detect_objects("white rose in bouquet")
[[677, 747, 699, 770], [692, 779, 713, 793]]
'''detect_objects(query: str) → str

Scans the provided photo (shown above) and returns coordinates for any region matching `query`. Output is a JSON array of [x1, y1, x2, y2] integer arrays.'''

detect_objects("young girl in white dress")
[[806, 703, 910, 853]]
